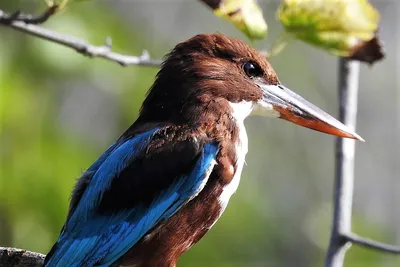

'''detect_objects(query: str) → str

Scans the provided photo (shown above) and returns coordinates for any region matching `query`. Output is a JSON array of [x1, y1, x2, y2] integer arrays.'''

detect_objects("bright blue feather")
[[45, 128, 219, 267], [79, 129, 158, 217]]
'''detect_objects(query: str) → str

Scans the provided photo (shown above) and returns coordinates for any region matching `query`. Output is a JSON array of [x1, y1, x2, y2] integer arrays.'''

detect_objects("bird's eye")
[[243, 61, 263, 78]]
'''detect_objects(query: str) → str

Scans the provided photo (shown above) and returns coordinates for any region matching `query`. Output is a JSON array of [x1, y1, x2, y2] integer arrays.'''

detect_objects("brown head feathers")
[[138, 33, 279, 125]]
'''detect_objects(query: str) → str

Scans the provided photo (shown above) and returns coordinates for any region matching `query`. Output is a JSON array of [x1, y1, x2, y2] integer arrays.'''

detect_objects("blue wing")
[[44, 127, 219, 267]]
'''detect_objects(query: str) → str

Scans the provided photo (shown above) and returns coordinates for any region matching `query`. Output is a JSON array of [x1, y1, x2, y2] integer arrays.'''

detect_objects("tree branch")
[[325, 58, 400, 267], [0, 5, 58, 25], [325, 58, 360, 267], [0, 8, 162, 67], [344, 233, 400, 254], [0, 247, 45, 267]]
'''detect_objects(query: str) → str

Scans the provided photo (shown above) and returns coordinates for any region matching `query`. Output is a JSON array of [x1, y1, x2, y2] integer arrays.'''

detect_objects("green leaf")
[[277, 0, 383, 63], [202, 0, 268, 40]]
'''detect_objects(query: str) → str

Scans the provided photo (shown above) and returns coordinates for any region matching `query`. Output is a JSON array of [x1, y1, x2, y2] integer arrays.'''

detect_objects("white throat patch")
[[229, 100, 280, 120], [212, 100, 279, 227], [229, 101, 254, 121], [252, 100, 280, 118], [216, 101, 251, 213]]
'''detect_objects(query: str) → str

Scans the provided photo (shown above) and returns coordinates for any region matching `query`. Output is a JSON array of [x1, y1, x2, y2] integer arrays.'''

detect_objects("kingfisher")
[[44, 33, 363, 267]]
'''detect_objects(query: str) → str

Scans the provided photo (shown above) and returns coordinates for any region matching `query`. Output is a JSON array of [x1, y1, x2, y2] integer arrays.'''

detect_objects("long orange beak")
[[254, 82, 364, 141]]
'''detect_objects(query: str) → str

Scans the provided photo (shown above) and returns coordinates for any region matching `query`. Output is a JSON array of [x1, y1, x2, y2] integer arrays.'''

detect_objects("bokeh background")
[[0, 0, 399, 266]]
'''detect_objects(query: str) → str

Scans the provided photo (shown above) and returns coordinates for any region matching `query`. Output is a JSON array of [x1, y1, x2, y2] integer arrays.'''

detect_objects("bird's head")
[[138, 33, 363, 141]]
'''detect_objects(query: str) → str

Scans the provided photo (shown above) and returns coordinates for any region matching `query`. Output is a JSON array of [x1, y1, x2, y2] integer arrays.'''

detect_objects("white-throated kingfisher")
[[44, 33, 363, 267]]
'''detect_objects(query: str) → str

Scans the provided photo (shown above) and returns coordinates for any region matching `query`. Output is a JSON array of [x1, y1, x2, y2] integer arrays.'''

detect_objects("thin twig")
[[345, 233, 400, 254], [325, 58, 360, 267], [0, 9, 162, 67], [0, 247, 45, 267], [0, 5, 58, 24]]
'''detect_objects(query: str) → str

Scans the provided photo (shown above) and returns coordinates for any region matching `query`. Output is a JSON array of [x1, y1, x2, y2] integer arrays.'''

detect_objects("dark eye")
[[243, 61, 263, 78]]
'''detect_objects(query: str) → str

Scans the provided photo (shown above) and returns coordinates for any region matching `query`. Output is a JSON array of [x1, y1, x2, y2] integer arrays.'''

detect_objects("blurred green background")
[[0, 1, 399, 266]]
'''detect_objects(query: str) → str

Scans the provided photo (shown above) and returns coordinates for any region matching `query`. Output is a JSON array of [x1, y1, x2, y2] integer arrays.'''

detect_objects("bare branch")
[[344, 233, 400, 254], [325, 58, 400, 267], [0, 9, 162, 67], [0, 5, 58, 25], [325, 58, 360, 267], [0, 247, 45, 267]]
